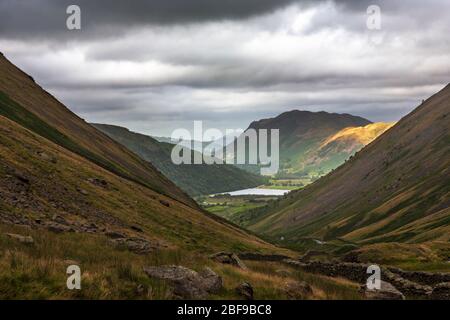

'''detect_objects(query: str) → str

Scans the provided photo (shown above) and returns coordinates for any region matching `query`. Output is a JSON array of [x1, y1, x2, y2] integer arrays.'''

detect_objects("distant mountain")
[[152, 136, 210, 153], [235, 110, 377, 178], [93, 124, 266, 196], [248, 85, 450, 251]]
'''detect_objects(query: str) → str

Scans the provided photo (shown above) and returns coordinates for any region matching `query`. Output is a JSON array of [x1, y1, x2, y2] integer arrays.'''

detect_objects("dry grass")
[[0, 223, 363, 300]]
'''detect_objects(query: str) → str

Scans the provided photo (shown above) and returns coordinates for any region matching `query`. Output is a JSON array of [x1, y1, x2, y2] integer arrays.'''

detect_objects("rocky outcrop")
[[284, 280, 313, 300], [363, 281, 405, 300], [210, 252, 247, 270], [111, 237, 162, 254], [143, 265, 222, 299], [235, 282, 254, 300], [46, 223, 74, 233]]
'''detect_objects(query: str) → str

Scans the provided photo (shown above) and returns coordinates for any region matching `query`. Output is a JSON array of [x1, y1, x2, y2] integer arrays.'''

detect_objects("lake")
[[216, 188, 291, 197]]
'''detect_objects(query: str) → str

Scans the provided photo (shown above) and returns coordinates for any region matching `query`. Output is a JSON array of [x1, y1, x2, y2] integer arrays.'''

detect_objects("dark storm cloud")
[[1, 0, 449, 136], [0, 0, 301, 38], [0, 0, 395, 39]]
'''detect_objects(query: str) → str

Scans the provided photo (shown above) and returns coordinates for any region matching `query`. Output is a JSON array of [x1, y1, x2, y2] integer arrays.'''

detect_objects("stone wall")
[[387, 267, 450, 286], [238, 252, 291, 262]]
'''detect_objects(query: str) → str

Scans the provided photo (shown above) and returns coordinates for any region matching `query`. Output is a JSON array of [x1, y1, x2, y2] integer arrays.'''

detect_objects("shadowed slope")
[[0, 53, 196, 208]]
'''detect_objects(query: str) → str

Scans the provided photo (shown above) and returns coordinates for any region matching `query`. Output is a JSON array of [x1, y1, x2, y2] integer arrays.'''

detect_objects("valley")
[[0, 52, 448, 300]]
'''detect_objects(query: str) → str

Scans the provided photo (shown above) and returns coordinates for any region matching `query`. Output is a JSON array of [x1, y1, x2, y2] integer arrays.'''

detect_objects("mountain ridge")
[[237, 109, 375, 178]]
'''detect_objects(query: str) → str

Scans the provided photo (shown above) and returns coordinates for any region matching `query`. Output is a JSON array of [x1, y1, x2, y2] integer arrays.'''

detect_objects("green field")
[[199, 194, 279, 227]]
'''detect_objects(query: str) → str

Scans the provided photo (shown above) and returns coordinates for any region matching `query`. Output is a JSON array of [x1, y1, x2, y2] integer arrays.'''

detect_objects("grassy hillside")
[[247, 85, 450, 258], [93, 124, 266, 196], [300, 122, 394, 176], [0, 54, 195, 208]]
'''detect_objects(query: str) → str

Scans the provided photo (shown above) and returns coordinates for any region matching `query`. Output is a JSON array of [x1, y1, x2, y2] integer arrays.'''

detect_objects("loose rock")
[[143, 265, 222, 299], [209, 252, 247, 270], [111, 237, 159, 254], [284, 280, 313, 299], [235, 282, 254, 300]]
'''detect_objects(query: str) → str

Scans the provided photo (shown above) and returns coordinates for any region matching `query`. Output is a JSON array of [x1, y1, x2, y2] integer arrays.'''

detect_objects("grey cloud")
[[0, 0, 404, 40], [1, 0, 449, 137], [0, 0, 302, 39]]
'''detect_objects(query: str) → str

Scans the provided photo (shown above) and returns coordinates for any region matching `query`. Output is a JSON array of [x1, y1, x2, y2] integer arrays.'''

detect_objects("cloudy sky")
[[1, 0, 449, 136]]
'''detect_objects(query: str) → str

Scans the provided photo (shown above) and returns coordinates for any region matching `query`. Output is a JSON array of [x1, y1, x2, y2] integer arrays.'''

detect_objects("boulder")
[[284, 280, 313, 299], [235, 282, 254, 300], [209, 252, 247, 270], [363, 281, 405, 300], [5, 233, 34, 244], [199, 267, 223, 294], [111, 237, 159, 254], [143, 265, 222, 299], [430, 282, 450, 300]]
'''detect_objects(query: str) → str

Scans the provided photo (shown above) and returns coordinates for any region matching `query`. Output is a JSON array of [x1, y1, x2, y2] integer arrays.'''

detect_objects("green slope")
[[93, 124, 266, 196], [247, 85, 450, 251]]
